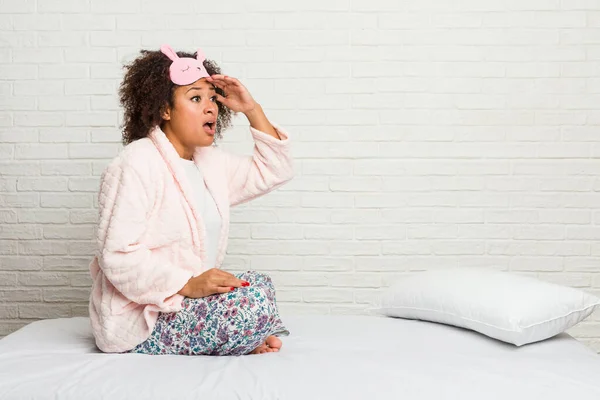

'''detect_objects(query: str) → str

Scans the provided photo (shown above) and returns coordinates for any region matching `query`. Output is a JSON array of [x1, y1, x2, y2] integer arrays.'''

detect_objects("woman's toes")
[[249, 336, 283, 355], [250, 343, 268, 355], [265, 335, 282, 350]]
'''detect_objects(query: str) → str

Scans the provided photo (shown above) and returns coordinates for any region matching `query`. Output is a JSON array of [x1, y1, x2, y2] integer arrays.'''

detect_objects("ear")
[[160, 103, 171, 121], [195, 48, 206, 63], [160, 44, 179, 62]]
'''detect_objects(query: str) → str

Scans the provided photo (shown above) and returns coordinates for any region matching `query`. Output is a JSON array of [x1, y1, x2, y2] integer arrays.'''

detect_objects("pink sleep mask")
[[160, 44, 210, 85]]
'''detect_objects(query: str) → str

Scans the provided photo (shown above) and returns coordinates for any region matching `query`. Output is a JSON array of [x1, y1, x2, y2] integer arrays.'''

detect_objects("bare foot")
[[249, 335, 282, 355]]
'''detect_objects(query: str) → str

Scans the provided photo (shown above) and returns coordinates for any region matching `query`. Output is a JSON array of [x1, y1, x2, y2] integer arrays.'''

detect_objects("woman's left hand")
[[206, 74, 257, 115]]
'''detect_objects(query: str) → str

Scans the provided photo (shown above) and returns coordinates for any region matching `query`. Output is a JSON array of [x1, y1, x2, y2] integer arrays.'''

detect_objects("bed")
[[1, 314, 600, 399]]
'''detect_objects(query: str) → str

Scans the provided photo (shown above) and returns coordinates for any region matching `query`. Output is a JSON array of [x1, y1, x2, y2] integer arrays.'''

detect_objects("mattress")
[[1, 314, 600, 400]]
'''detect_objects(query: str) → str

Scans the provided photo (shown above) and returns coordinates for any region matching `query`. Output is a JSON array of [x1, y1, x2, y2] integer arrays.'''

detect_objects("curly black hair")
[[118, 49, 233, 146]]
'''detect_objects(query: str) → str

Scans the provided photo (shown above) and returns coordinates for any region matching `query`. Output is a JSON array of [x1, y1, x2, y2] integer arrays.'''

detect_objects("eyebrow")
[[186, 86, 216, 93]]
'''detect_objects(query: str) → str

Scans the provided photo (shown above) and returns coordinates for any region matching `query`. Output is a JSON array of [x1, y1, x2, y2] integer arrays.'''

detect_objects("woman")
[[88, 44, 294, 356]]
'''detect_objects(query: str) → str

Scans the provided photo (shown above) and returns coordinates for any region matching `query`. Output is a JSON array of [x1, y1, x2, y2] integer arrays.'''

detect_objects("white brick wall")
[[1, 0, 600, 351]]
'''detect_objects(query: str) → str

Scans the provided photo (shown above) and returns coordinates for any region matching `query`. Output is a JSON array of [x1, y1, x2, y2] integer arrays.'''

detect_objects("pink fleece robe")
[[88, 123, 294, 353]]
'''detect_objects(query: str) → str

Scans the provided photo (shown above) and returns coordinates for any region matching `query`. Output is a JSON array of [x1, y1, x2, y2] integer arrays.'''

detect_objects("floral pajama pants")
[[127, 270, 290, 356]]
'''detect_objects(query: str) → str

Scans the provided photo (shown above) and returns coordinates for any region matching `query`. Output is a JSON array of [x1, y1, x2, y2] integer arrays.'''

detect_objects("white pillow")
[[372, 267, 600, 346]]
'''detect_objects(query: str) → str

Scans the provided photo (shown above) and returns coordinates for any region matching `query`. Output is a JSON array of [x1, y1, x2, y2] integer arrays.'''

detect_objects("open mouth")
[[203, 121, 216, 135]]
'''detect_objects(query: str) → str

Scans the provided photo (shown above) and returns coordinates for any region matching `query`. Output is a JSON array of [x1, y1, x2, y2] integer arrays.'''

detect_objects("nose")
[[203, 99, 218, 115]]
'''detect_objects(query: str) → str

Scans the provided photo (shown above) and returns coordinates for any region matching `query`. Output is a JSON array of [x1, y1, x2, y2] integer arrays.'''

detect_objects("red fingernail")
[[242, 282, 250, 287], [230, 287, 235, 291]]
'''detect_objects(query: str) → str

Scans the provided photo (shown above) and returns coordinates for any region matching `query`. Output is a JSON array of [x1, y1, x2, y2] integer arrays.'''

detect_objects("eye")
[[182, 66, 190, 72], [191, 96, 200, 102], [210, 96, 217, 102]]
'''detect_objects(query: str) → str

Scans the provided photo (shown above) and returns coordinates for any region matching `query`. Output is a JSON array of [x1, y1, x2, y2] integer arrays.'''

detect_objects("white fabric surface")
[[1, 315, 600, 399], [376, 267, 600, 346], [179, 157, 222, 270]]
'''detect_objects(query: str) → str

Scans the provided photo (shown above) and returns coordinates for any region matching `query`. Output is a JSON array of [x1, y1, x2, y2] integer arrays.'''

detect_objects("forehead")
[[178, 79, 216, 94]]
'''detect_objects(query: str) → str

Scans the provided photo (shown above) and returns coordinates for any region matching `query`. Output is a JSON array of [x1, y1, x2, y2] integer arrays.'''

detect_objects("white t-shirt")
[[179, 157, 222, 270]]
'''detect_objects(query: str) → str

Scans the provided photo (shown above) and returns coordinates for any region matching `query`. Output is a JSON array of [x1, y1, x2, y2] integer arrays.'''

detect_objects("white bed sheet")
[[1, 314, 600, 400]]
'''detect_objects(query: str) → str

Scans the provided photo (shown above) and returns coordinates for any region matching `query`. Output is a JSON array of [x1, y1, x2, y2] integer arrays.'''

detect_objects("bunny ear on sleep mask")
[[160, 43, 210, 85]]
